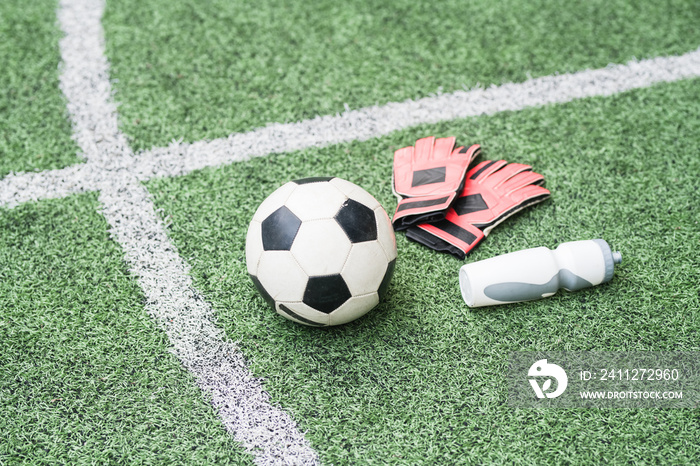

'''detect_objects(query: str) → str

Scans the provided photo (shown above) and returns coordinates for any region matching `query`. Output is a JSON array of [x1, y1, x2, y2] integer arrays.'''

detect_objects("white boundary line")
[[2, 46, 700, 208], [133, 47, 700, 179], [52, 0, 320, 464]]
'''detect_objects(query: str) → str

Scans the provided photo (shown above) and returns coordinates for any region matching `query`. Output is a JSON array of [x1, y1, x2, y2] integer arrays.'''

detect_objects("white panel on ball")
[[285, 182, 346, 221], [342, 241, 389, 296], [291, 219, 352, 276], [251, 182, 297, 223], [329, 294, 380, 326], [256, 251, 308, 302], [245, 220, 263, 275], [329, 177, 381, 210]]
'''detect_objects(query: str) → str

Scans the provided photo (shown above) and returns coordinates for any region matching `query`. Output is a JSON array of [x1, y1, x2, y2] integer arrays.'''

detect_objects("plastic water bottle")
[[459, 239, 622, 307]]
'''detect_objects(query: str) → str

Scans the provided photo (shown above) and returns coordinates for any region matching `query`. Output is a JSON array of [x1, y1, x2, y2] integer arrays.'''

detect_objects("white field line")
[[134, 47, 700, 178], [53, 0, 320, 465], [99, 180, 319, 464], [2, 46, 700, 208]]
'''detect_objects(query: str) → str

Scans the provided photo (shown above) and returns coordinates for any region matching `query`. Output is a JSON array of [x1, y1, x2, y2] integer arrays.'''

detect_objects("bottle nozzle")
[[612, 251, 622, 265]]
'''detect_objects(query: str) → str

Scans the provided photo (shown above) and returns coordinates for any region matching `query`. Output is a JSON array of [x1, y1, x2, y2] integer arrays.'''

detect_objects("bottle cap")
[[591, 239, 621, 283]]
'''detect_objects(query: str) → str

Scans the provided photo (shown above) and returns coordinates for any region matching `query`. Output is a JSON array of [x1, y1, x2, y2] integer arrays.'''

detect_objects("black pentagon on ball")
[[303, 274, 352, 313], [377, 258, 396, 300], [292, 176, 335, 184], [261, 206, 302, 251], [249, 274, 275, 310], [335, 199, 377, 243]]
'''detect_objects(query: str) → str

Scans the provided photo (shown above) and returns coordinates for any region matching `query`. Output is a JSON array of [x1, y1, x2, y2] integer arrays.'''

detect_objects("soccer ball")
[[246, 177, 397, 326]]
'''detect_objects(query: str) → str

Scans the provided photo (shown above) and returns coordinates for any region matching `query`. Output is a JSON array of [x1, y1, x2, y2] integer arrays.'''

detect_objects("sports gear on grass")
[[406, 160, 550, 259], [392, 136, 480, 230]]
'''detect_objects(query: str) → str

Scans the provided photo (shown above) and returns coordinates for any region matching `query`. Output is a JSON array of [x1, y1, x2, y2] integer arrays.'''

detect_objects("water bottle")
[[459, 239, 622, 307]]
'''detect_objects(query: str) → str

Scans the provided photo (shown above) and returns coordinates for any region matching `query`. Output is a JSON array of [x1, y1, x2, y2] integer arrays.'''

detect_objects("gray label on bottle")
[[484, 269, 593, 303]]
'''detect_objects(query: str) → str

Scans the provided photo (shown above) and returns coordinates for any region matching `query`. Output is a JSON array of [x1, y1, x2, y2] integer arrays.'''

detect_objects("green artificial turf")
[[0, 194, 253, 465], [147, 78, 700, 464], [3, 0, 700, 463], [0, 0, 81, 177], [103, 0, 700, 152]]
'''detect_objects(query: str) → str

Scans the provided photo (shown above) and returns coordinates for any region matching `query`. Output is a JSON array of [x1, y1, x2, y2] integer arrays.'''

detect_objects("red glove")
[[405, 160, 550, 259], [392, 136, 480, 230]]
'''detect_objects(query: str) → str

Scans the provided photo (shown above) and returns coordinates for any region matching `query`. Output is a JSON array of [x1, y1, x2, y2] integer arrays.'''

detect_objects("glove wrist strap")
[[392, 192, 457, 231], [408, 220, 485, 259]]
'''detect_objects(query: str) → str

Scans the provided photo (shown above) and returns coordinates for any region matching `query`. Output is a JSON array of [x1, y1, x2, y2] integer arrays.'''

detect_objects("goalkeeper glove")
[[392, 136, 480, 231], [405, 160, 550, 259]]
